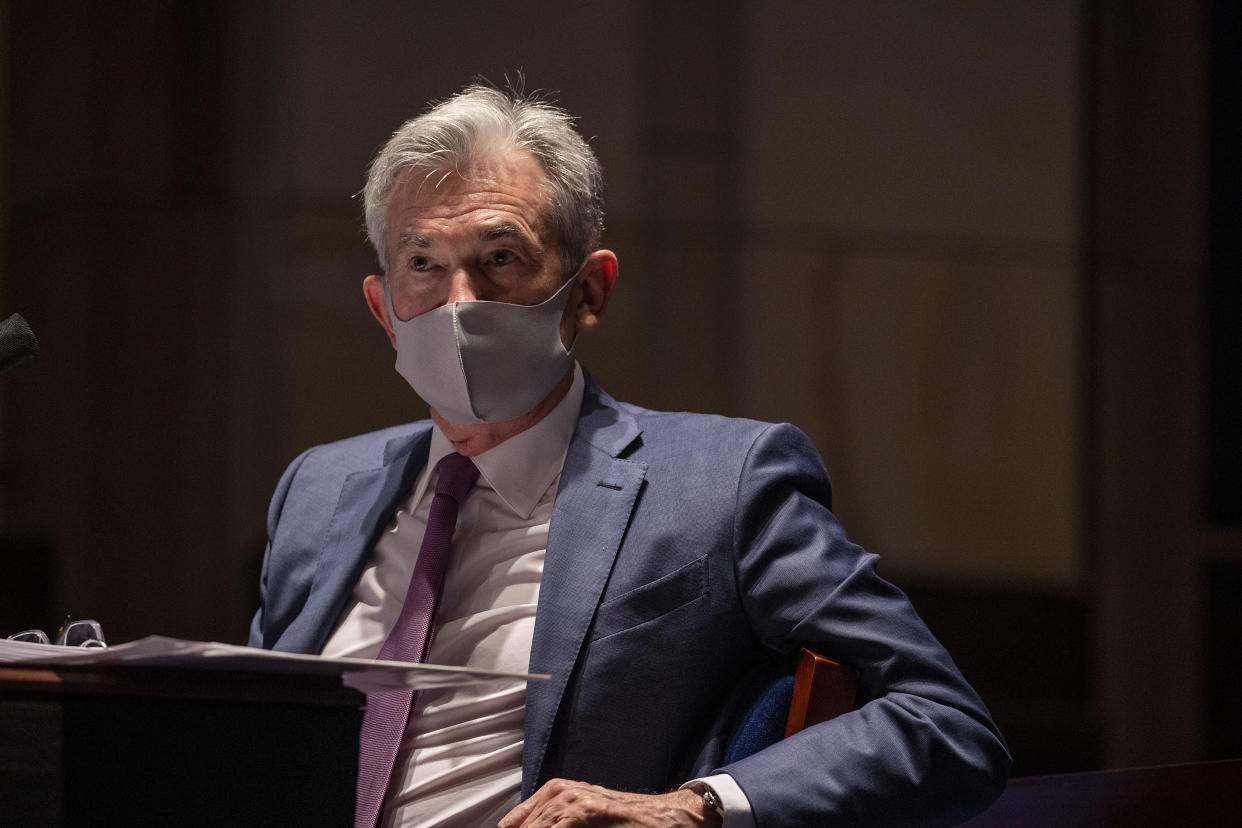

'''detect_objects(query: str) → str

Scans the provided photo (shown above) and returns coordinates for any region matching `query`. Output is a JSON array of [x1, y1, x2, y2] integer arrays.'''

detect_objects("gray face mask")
[[385, 269, 580, 424]]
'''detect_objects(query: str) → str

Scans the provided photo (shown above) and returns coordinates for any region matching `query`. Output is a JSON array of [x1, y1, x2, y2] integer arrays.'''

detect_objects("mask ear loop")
[[557, 256, 592, 353], [382, 272, 411, 325]]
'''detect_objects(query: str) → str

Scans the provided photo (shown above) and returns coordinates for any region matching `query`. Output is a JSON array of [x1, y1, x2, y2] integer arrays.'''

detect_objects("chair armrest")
[[785, 648, 858, 737]]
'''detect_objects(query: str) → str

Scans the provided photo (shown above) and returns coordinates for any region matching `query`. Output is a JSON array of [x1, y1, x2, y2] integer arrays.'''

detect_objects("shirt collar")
[[414, 363, 585, 519]]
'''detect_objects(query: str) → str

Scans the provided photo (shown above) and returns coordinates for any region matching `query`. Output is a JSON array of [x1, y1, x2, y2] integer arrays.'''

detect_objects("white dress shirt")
[[324, 366, 583, 826]]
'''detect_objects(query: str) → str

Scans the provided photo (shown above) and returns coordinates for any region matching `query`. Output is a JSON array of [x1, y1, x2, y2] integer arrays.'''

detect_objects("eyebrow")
[[480, 223, 543, 253], [395, 232, 433, 250]]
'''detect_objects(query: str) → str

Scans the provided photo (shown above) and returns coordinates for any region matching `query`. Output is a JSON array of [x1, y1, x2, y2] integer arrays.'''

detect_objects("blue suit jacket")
[[250, 378, 1010, 826]]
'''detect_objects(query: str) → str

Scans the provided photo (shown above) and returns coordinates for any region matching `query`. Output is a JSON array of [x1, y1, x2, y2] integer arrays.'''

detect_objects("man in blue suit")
[[250, 84, 1009, 827]]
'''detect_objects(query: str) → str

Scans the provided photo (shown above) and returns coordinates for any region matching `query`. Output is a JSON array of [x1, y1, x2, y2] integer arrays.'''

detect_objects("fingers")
[[499, 778, 596, 828], [498, 779, 715, 827]]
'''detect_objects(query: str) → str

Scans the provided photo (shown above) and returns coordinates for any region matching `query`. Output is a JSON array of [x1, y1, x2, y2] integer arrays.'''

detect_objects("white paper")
[[0, 635, 546, 691]]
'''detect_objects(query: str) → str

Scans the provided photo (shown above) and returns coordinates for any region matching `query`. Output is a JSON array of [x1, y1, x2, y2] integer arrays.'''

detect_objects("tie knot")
[[434, 452, 479, 503]]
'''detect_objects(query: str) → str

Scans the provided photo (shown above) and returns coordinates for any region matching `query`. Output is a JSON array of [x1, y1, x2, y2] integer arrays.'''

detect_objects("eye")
[[487, 249, 518, 267], [409, 255, 432, 272]]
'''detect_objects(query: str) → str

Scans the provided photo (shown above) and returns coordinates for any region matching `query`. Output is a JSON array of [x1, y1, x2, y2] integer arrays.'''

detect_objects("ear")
[[363, 274, 398, 349], [569, 249, 618, 337]]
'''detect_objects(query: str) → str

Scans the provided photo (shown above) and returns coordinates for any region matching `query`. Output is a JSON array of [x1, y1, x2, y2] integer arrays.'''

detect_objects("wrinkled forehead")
[[391, 147, 551, 213]]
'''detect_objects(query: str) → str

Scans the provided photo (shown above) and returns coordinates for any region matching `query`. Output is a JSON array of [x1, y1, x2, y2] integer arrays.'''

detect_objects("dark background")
[[0, 0, 1237, 778]]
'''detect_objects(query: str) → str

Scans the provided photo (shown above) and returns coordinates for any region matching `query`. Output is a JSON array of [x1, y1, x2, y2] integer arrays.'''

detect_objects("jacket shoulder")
[[290, 420, 432, 478], [621, 403, 816, 460]]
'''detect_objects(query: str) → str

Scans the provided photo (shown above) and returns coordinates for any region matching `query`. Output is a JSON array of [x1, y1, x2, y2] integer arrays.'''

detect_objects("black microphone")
[[0, 313, 39, 375]]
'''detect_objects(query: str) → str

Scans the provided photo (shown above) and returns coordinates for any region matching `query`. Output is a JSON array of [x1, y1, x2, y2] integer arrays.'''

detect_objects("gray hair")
[[363, 84, 605, 276]]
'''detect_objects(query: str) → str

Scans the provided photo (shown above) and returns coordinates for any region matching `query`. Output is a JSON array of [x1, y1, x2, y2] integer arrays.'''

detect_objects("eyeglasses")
[[6, 629, 51, 645], [4, 618, 107, 648]]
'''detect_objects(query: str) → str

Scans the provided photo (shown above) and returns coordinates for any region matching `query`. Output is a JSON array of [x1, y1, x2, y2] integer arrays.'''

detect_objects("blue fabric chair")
[[723, 674, 796, 764]]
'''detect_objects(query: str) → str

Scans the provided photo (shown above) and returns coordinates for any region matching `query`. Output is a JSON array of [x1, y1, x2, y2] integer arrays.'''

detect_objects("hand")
[[498, 779, 722, 828]]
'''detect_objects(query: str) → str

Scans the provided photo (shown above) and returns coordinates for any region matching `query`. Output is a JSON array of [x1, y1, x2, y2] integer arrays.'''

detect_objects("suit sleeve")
[[247, 447, 316, 649], [719, 423, 1010, 827]]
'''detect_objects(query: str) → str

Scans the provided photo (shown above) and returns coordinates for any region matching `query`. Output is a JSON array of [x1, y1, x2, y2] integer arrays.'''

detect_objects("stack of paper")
[[0, 635, 546, 693]]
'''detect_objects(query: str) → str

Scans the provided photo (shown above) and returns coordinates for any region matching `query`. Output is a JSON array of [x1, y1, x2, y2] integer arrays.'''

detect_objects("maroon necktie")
[[354, 452, 480, 828]]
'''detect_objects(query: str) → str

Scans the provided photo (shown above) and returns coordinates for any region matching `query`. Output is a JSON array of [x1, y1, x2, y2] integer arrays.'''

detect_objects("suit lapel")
[[293, 427, 431, 654], [523, 380, 645, 795]]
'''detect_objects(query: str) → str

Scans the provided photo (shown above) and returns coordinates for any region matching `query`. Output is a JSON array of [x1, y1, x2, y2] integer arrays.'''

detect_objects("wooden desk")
[[0, 664, 363, 827]]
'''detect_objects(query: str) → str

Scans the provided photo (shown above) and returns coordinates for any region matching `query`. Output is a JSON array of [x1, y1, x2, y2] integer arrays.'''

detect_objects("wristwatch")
[[701, 787, 725, 816], [686, 782, 725, 820]]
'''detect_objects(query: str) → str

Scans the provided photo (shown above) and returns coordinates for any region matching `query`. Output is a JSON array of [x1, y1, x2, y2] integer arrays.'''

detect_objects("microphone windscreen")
[[0, 312, 39, 374]]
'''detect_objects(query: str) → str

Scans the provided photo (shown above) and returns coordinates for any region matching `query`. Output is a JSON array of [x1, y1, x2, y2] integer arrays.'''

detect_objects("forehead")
[[386, 150, 551, 239]]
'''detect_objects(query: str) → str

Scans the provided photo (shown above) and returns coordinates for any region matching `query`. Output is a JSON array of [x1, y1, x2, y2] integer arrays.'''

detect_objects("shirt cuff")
[[681, 774, 756, 828]]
